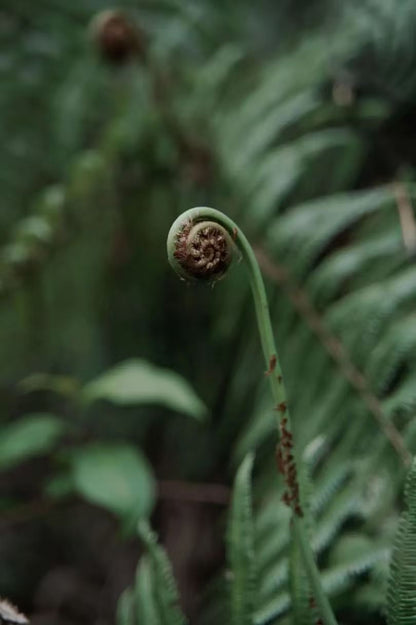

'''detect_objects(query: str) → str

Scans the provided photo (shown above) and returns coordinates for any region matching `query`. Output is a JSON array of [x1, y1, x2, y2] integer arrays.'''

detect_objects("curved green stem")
[[169, 206, 338, 625]]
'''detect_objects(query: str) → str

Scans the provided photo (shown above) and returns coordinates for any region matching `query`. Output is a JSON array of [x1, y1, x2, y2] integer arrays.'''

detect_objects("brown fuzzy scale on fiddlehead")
[[168, 218, 233, 282]]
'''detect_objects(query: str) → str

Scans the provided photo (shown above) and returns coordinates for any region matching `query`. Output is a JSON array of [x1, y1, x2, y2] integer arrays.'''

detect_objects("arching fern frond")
[[344, 0, 416, 101], [289, 534, 316, 625], [136, 520, 188, 625], [135, 555, 161, 625], [227, 452, 256, 625], [387, 458, 416, 625], [116, 588, 135, 625], [117, 521, 188, 625]]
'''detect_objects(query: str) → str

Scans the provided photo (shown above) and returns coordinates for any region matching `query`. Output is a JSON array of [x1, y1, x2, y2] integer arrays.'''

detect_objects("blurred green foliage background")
[[2, 1, 416, 624]]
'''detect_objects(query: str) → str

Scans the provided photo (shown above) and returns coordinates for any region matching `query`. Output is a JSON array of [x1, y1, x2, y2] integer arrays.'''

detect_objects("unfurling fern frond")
[[387, 458, 416, 625], [227, 452, 256, 625]]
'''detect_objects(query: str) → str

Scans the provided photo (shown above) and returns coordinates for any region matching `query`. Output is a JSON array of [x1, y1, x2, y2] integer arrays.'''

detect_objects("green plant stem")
[[175, 207, 338, 625], [292, 515, 335, 623]]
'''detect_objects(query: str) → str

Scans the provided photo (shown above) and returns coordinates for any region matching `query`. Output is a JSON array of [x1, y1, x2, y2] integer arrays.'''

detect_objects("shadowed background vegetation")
[[1, 1, 416, 624]]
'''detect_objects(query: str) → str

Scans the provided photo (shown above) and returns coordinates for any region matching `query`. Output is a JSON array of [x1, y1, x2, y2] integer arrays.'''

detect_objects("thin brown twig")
[[158, 480, 230, 505], [394, 182, 416, 254], [0, 481, 230, 528], [255, 247, 412, 468], [0, 498, 68, 528]]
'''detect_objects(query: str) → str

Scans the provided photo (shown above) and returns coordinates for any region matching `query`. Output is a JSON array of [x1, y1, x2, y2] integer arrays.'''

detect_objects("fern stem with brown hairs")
[[167, 206, 339, 625]]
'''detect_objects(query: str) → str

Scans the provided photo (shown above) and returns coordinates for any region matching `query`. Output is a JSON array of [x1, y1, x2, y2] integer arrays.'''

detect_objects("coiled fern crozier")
[[167, 207, 338, 625]]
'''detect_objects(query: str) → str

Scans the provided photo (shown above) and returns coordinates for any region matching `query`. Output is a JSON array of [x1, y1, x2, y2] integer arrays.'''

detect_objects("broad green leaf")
[[71, 443, 155, 524], [0, 414, 66, 469], [83, 359, 207, 421]]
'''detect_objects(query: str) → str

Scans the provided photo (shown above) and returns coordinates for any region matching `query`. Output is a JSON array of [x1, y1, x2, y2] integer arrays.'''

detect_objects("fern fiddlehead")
[[167, 206, 339, 625], [168, 218, 233, 282]]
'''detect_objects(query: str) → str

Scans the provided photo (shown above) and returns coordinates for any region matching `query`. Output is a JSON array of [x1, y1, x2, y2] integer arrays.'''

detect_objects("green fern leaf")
[[387, 458, 416, 625], [137, 520, 187, 625], [135, 555, 160, 625], [116, 588, 135, 625], [227, 452, 256, 625], [289, 535, 316, 625]]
